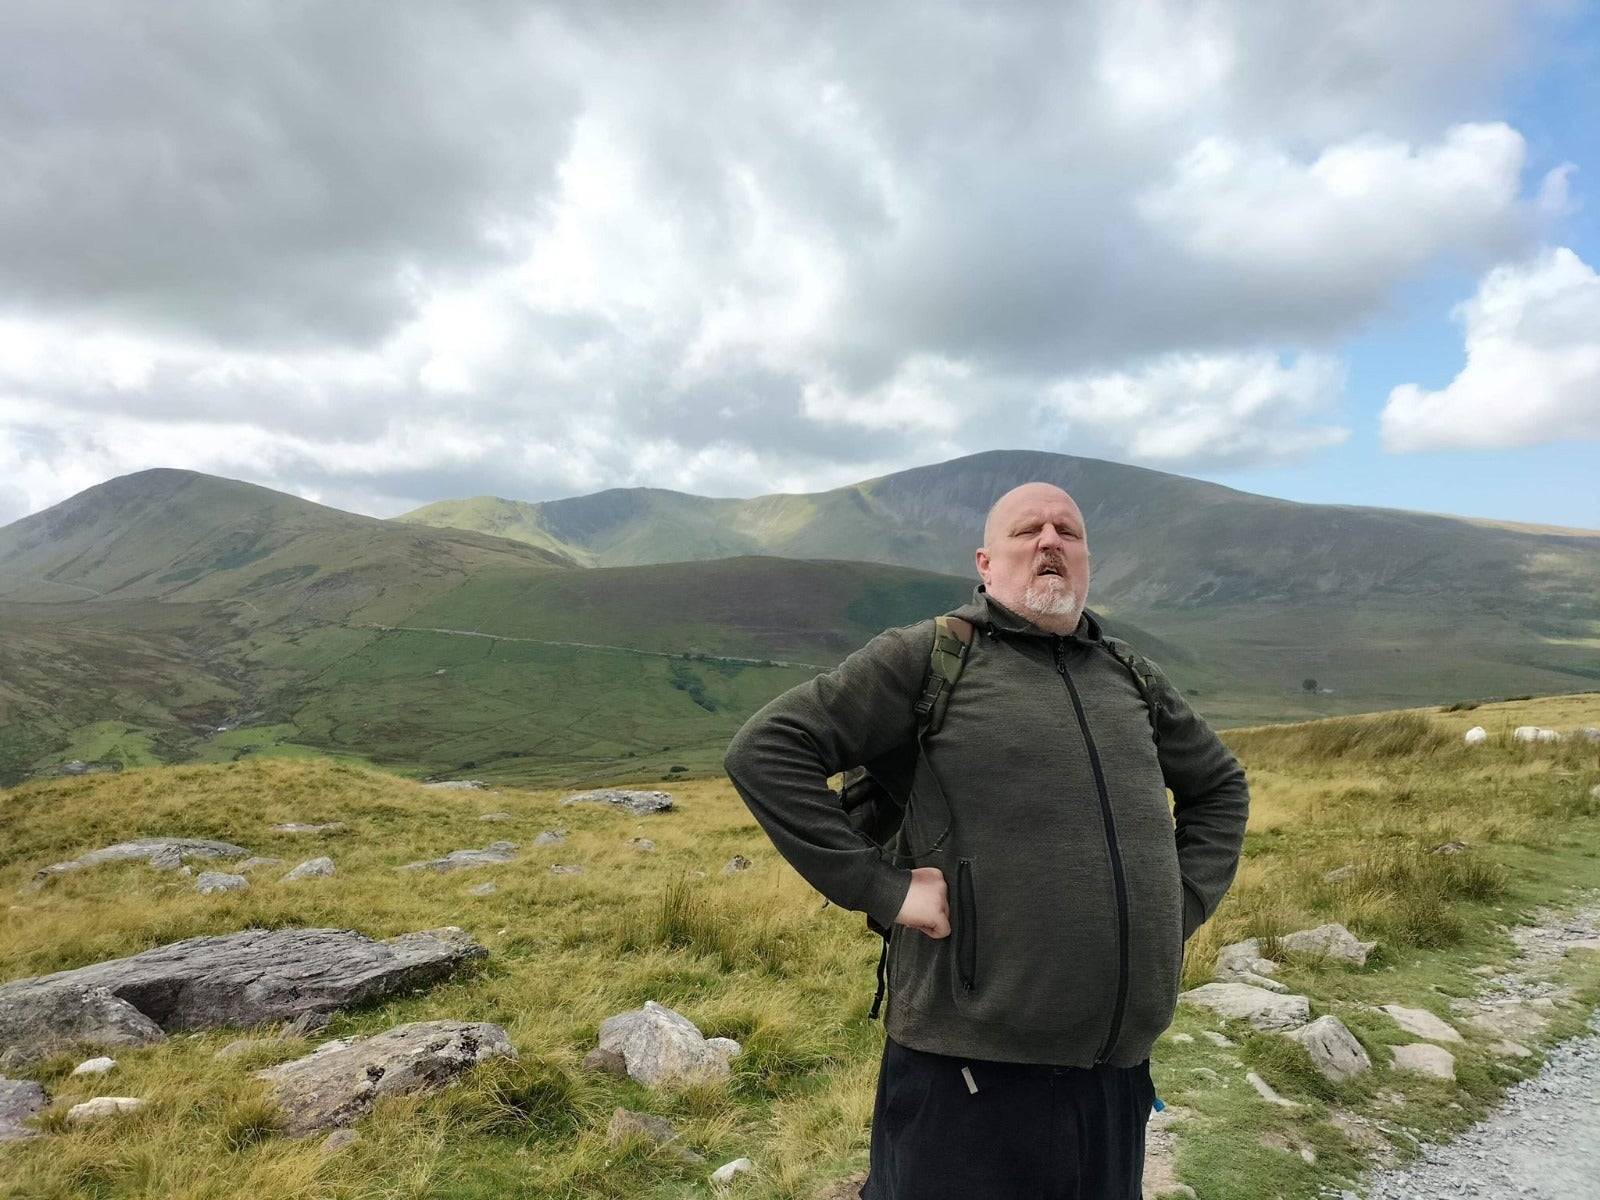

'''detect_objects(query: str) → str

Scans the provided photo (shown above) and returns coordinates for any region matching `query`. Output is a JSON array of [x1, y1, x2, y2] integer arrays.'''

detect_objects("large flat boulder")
[[0, 927, 485, 1063], [562, 789, 674, 815], [397, 842, 517, 873], [24, 837, 252, 891], [256, 1020, 516, 1135], [1178, 983, 1310, 1031], [0, 983, 166, 1068]]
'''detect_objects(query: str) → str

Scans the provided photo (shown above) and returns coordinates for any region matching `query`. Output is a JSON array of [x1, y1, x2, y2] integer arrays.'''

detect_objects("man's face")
[[976, 484, 1090, 630]]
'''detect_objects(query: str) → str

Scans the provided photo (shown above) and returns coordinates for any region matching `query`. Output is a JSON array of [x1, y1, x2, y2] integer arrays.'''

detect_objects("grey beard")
[[1020, 577, 1084, 622]]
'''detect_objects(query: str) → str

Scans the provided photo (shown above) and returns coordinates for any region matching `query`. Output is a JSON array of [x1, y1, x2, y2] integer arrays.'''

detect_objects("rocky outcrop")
[[0, 1078, 48, 1142], [532, 831, 567, 846], [0, 927, 485, 1064], [271, 823, 344, 834], [24, 837, 252, 891], [597, 1001, 731, 1087], [1179, 983, 1310, 1031], [255, 1020, 516, 1135], [397, 842, 517, 873], [561, 789, 674, 815]]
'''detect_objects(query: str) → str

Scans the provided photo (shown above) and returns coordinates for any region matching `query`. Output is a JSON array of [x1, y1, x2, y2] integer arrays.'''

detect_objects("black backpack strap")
[[868, 614, 975, 1020]]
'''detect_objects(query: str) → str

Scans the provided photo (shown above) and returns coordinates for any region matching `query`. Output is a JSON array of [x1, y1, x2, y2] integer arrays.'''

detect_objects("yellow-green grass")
[[1, 697, 1599, 1198]]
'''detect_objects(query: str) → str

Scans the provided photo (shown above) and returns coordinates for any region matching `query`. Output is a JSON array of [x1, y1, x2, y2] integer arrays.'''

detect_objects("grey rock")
[[1577, 727, 1600, 744], [322, 1128, 359, 1152], [1323, 864, 1359, 882], [422, 780, 486, 790], [711, 1157, 755, 1184], [0, 927, 485, 1062], [627, 838, 656, 851], [1237, 971, 1289, 993], [1428, 839, 1471, 855], [71, 1055, 116, 1076], [0, 1078, 48, 1142], [1380, 1004, 1463, 1043], [706, 1037, 743, 1060], [66, 1095, 146, 1124], [195, 871, 249, 894], [582, 1047, 629, 1076], [271, 823, 344, 834], [532, 830, 567, 846], [561, 789, 674, 815], [1286, 1016, 1372, 1081], [1489, 1039, 1534, 1058], [1391, 1042, 1456, 1080], [468, 882, 498, 896], [1281, 923, 1375, 966], [1246, 1072, 1301, 1108], [256, 1020, 516, 1135], [215, 1038, 264, 1060], [478, 812, 513, 822], [723, 855, 755, 874], [1178, 983, 1310, 1031], [607, 1106, 681, 1147], [281, 857, 335, 882], [549, 864, 585, 876], [25, 837, 251, 891], [397, 841, 518, 873], [149, 845, 184, 870], [1167, 1032, 1194, 1044], [0, 984, 166, 1066], [597, 1001, 731, 1087], [1200, 1030, 1234, 1047], [1214, 938, 1277, 979], [235, 857, 284, 874]]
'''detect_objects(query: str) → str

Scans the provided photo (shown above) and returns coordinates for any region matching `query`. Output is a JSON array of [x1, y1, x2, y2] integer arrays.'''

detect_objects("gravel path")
[[1359, 1013, 1600, 1200]]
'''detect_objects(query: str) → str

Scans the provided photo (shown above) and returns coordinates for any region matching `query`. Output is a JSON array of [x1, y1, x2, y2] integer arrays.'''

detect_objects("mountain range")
[[2, 453, 1596, 786]]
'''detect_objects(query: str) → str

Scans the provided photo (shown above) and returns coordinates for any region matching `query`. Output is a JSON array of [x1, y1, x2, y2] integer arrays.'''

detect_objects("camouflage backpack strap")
[[1099, 636, 1163, 749], [912, 615, 975, 735]]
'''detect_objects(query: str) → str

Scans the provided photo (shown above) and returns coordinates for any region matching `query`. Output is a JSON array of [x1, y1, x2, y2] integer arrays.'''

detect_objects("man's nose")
[[1037, 524, 1063, 549]]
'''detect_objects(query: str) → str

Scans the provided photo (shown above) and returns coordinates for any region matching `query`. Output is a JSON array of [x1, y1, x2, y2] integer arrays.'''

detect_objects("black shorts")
[[862, 1037, 1154, 1200]]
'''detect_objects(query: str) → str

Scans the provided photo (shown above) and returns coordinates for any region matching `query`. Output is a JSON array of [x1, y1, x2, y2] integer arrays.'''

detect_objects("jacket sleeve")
[[724, 623, 932, 931], [1150, 666, 1250, 940]]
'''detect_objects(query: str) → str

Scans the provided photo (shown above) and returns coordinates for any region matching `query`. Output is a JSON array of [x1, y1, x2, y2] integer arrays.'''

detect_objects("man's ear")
[[974, 547, 991, 585]]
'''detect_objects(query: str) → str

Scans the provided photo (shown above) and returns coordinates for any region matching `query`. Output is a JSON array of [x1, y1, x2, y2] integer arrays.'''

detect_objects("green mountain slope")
[[4, 463, 1598, 787], [400, 449, 1600, 634]]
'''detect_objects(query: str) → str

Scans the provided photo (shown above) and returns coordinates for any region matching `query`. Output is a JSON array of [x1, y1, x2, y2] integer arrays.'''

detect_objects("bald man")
[[726, 482, 1249, 1200]]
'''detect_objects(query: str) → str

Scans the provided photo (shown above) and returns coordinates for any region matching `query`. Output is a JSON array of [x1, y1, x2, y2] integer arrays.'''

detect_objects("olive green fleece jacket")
[[723, 588, 1249, 1068]]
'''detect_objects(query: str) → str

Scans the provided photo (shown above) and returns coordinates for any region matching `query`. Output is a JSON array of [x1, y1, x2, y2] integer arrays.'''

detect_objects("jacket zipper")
[[956, 858, 977, 992], [1054, 637, 1131, 1064]]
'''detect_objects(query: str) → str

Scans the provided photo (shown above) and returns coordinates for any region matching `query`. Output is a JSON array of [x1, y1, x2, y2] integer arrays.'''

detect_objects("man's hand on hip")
[[895, 866, 950, 938]]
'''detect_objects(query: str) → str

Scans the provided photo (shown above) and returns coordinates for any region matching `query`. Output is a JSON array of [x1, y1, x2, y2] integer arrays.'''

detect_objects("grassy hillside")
[[1, 696, 1598, 1198]]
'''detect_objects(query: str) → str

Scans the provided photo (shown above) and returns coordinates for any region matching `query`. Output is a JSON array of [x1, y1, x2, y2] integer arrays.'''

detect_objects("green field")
[[2, 697, 1599, 1198]]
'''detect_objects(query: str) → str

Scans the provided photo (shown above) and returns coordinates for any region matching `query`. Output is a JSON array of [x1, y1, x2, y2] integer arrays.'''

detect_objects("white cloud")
[[1040, 352, 1349, 468], [1139, 124, 1526, 293], [0, 0, 1580, 525], [1382, 247, 1600, 452]]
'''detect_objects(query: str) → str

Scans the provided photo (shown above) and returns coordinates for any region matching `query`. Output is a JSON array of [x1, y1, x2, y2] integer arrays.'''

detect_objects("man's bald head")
[[976, 482, 1090, 633]]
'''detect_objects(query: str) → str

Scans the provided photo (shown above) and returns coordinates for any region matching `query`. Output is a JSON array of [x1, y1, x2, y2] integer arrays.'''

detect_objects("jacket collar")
[[954, 585, 1105, 642]]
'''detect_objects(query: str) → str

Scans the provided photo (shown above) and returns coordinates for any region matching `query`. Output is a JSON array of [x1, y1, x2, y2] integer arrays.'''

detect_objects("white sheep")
[[1463, 726, 1488, 745]]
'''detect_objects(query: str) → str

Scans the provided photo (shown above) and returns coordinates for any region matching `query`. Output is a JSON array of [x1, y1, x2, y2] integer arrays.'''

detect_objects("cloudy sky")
[[2, 0, 1597, 529]]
